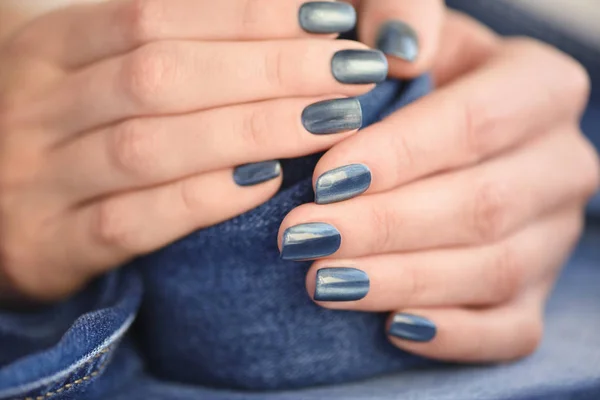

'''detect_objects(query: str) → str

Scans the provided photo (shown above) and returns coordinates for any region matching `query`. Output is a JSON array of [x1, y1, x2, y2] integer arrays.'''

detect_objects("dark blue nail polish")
[[233, 161, 281, 187], [331, 49, 388, 84], [388, 313, 437, 342], [376, 21, 419, 62], [281, 222, 341, 261], [314, 267, 369, 302], [302, 98, 363, 135], [315, 163, 371, 204], [299, 2, 357, 34]]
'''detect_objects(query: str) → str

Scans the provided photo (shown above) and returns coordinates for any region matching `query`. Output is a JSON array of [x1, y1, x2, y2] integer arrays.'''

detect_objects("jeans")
[[1, 3, 600, 399]]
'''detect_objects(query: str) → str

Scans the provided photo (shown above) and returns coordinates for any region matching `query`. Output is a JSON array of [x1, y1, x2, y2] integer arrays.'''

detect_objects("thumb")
[[357, 0, 444, 78]]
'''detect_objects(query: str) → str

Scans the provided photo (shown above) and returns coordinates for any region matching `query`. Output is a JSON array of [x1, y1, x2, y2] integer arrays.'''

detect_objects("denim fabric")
[[2, 3, 600, 399]]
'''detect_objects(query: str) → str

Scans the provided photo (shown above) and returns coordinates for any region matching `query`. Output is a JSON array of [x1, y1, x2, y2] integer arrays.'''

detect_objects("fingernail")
[[315, 163, 371, 204], [299, 1, 357, 34], [388, 313, 437, 342], [331, 49, 388, 84], [302, 98, 362, 135], [281, 222, 341, 261], [233, 161, 281, 187], [314, 267, 369, 302], [376, 21, 419, 62]]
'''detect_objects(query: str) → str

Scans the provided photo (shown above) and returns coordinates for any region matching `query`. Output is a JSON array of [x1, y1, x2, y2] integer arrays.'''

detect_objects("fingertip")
[[359, 0, 444, 78]]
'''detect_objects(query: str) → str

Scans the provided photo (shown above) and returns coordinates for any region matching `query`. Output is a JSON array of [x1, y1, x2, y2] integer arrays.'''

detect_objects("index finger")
[[313, 37, 590, 202], [14, 0, 356, 68]]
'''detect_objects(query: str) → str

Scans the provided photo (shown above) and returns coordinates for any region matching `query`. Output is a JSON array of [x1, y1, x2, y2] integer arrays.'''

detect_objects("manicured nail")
[[302, 98, 362, 135], [376, 21, 419, 62], [299, 1, 357, 34], [233, 161, 281, 187], [331, 49, 388, 84], [281, 222, 341, 261], [315, 163, 371, 204], [314, 267, 369, 302], [388, 313, 437, 342]]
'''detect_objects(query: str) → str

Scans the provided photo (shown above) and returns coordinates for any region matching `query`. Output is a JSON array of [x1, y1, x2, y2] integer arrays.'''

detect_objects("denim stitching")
[[15, 348, 113, 400], [0, 314, 135, 399]]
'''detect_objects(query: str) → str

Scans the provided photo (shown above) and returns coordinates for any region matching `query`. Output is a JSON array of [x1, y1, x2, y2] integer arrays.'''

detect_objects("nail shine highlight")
[[315, 163, 371, 204], [331, 50, 388, 84], [281, 222, 341, 261], [314, 267, 369, 302], [233, 161, 281, 187], [376, 20, 419, 62], [302, 98, 363, 135], [388, 313, 437, 342], [299, 1, 357, 34]]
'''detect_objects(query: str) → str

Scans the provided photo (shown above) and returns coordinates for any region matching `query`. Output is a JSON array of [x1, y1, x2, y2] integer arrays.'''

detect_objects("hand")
[[0, 0, 387, 302], [279, 11, 600, 362]]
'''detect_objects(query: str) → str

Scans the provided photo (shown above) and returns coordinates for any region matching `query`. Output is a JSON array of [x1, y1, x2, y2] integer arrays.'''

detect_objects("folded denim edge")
[[0, 313, 135, 399]]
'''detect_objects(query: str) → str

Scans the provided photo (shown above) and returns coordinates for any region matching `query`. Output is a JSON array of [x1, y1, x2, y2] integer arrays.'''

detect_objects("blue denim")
[[2, 4, 600, 399]]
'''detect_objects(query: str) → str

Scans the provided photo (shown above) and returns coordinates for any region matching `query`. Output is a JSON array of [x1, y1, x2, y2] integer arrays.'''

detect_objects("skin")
[[284, 11, 600, 362], [0, 0, 598, 364], [0, 0, 388, 301]]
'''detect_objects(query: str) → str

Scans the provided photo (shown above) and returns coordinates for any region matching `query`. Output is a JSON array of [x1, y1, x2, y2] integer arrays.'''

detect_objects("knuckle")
[[388, 128, 416, 175], [564, 59, 591, 103], [369, 205, 395, 253], [94, 200, 136, 251], [458, 97, 488, 162], [575, 138, 600, 199], [124, 0, 166, 44], [510, 37, 590, 106], [263, 47, 291, 91], [241, 107, 271, 149], [122, 44, 173, 109], [488, 242, 524, 302], [471, 180, 511, 243], [178, 177, 206, 215], [400, 266, 428, 306], [110, 120, 157, 177], [239, 0, 265, 33]]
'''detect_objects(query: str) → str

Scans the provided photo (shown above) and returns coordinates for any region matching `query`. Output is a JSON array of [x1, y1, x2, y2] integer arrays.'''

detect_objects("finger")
[[15, 0, 356, 69], [385, 292, 545, 362], [432, 10, 499, 86], [61, 163, 282, 273], [306, 208, 582, 310], [313, 38, 590, 201], [280, 130, 598, 259], [47, 96, 362, 201], [357, 0, 444, 77], [45, 40, 385, 135]]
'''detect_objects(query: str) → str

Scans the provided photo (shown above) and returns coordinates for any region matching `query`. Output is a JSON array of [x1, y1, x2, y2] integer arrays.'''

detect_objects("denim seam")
[[0, 314, 135, 399], [15, 347, 113, 400]]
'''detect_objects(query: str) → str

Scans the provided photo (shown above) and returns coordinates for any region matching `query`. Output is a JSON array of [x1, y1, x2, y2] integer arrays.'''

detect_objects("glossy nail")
[[388, 313, 437, 342], [376, 21, 419, 62], [331, 50, 388, 84], [302, 98, 362, 135], [315, 163, 371, 204], [281, 222, 341, 261], [233, 161, 281, 187], [299, 1, 357, 34], [314, 267, 369, 302]]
